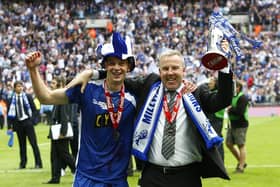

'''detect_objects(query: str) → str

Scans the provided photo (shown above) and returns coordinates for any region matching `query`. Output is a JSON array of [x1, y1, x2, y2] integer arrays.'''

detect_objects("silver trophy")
[[201, 26, 228, 70]]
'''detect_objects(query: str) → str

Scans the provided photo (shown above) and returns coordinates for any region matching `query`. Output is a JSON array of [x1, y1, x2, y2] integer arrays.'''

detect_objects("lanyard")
[[162, 87, 185, 124], [104, 80, 125, 129]]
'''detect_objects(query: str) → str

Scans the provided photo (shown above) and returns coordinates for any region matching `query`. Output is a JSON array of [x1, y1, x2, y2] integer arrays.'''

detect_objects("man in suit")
[[43, 76, 76, 184], [127, 49, 232, 187], [7, 81, 43, 169]]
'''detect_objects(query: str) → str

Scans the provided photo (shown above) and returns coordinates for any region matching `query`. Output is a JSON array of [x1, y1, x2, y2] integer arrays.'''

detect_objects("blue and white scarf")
[[209, 11, 262, 62], [8, 93, 32, 119], [132, 81, 223, 161], [7, 129, 14, 147]]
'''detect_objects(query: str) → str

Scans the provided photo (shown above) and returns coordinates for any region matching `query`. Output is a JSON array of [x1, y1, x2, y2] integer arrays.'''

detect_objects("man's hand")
[[183, 80, 197, 94], [65, 69, 94, 93], [25, 51, 42, 70], [221, 39, 230, 54]]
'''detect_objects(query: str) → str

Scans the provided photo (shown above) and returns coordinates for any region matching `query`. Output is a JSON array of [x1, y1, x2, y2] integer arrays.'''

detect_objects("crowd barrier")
[[249, 105, 280, 117]]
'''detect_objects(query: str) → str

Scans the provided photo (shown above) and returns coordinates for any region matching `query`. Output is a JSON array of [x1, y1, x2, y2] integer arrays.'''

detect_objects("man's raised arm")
[[25, 51, 68, 105]]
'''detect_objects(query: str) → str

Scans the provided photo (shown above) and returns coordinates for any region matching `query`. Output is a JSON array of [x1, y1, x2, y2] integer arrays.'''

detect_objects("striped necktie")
[[17, 95, 23, 119], [161, 91, 177, 160]]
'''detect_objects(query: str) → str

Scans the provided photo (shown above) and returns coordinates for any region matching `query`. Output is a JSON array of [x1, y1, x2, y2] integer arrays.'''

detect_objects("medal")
[[163, 91, 182, 124], [167, 125, 175, 136], [113, 129, 120, 141], [163, 84, 187, 124], [104, 80, 125, 142]]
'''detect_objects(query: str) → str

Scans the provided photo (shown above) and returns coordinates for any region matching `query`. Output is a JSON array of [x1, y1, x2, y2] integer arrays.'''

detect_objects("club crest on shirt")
[[92, 98, 108, 110], [134, 129, 148, 145], [201, 119, 216, 138]]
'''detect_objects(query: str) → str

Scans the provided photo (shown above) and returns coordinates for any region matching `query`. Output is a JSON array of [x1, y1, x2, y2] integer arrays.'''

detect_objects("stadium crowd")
[[0, 0, 279, 109]]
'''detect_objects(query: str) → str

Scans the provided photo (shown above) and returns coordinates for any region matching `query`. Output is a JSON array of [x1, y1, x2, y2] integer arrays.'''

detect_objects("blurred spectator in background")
[[0, 94, 7, 129], [201, 76, 226, 162], [7, 81, 43, 169], [0, 0, 279, 106], [226, 80, 249, 173], [26, 85, 41, 125], [66, 76, 80, 161], [44, 76, 76, 184]]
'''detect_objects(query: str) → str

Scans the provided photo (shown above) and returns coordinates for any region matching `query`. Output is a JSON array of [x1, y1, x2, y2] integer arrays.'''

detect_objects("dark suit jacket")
[[7, 92, 37, 130], [125, 71, 233, 180], [49, 104, 73, 139]]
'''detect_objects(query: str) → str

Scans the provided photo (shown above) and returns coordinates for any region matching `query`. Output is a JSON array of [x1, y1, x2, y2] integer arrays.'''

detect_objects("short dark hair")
[[13, 81, 23, 89], [66, 75, 75, 85], [53, 76, 65, 88], [235, 80, 243, 90]]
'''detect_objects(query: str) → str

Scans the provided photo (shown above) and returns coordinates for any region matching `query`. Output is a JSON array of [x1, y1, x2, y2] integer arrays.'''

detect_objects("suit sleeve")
[[60, 105, 71, 136], [98, 70, 107, 79], [7, 99, 13, 129], [124, 73, 160, 97], [27, 94, 37, 125], [195, 71, 233, 113]]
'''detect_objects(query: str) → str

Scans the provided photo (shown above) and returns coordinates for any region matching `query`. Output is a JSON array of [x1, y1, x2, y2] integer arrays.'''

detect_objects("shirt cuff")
[[219, 64, 231, 74], [91, 69, 99, 80]]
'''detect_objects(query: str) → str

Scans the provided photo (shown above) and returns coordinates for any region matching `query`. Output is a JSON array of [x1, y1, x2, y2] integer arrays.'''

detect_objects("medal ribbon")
[[163, 86, 186, 124], [104, 80, 125, 129]]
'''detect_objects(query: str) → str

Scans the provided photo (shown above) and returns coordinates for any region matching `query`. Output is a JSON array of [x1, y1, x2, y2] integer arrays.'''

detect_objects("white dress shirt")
[[148, 85, 203, 167], [16, 94, 29, 121]]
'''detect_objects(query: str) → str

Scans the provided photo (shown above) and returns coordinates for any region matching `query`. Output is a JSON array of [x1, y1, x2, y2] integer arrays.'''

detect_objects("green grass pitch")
[[0, 116, 279, 186]]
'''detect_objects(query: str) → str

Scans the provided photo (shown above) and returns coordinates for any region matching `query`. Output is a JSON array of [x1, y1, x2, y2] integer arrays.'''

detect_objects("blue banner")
[[209, 11, 262, 62]]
